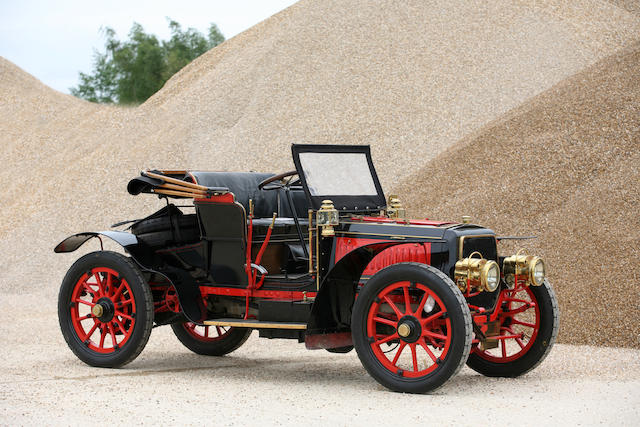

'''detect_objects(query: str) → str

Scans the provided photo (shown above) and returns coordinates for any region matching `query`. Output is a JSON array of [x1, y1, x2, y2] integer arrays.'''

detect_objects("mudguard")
[[54, 231, 205, 323], [306, 240, 426, 336], [54, 231, 138, 254]]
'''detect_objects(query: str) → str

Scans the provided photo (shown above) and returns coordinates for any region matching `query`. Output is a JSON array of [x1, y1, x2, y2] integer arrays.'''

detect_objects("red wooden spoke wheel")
[[58, 251, 153, 368], [183, 323, 232, 342], [69, 267, 137, 353], [153, 285, 180, 314], [352, 263, 472, 393], [366, 281, 452, 377], [171, 321, 251, 356], [466, 280, 559, 377]]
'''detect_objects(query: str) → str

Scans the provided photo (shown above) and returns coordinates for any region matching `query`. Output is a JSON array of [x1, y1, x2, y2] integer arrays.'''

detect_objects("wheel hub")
[[91, 304, 103, 317], [93, 297, 115, 323], [397, 315, 422, 343], [397, 323, 411, 337]]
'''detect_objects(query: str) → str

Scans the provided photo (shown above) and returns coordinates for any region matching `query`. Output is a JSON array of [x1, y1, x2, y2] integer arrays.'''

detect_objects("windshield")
[[292, 144, 386, 212], [299, 152, 378, 196]]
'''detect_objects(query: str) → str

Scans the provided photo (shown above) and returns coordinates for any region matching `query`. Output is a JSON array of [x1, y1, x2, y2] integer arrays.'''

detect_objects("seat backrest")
[[278, 188, 309, 218], [196, 201, 248, 286], [188, 171, 309, 218]]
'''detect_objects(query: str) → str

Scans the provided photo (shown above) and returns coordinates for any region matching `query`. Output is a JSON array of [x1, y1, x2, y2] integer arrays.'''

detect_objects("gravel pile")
[[0, 0, 638, 348], [395, 42, 640, 348]]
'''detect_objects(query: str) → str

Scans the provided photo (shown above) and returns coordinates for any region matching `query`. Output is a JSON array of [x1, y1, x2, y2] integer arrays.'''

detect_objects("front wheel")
[[171, 322, 251, 356], [466, 280, 559, 377], [352, 263, 472, 393], [58, 251, 154, 367]]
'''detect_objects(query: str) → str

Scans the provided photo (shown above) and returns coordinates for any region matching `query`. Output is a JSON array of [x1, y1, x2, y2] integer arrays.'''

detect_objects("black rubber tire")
[[171, 323, 251, 356], [58, 251, 154, 368], [326, 345, 354, 354], [132, 214, 199, 248], [352, 262, 472, 393], [466, 280, 559, 377]]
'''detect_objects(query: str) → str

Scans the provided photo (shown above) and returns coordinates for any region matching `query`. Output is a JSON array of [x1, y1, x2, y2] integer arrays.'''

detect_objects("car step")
[[202, 318, 307, 330]]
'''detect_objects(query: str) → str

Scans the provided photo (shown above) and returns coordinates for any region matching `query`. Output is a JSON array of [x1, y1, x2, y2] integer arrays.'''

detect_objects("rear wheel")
[[58, 251, 154, 367], [352, 263, 472, 393], [466, 280, 558, 377], [171, 322, 251, 356]]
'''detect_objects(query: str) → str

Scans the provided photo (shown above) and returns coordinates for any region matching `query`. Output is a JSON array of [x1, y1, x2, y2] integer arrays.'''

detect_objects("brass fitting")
[[386, 195, 406, 219], [454, 251, 501, 292], [397, 323, 411, 337], [317, 200, 339, 237], [503, 250, 545, 288], [92, 304, 104, 318]]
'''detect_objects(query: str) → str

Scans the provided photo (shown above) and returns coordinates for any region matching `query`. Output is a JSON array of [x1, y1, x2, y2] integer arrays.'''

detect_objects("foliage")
[[71, 19, 224, 104]]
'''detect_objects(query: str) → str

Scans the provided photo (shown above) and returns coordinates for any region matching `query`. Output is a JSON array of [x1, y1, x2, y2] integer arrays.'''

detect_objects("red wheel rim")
[[183, 323, 232, 342], [366, 281, 452, 378], [69, 267, 136, 354], [473, 284, 540, 363]]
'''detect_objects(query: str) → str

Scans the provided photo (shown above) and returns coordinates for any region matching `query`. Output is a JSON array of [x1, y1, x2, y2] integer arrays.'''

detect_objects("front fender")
[[306, 240, 425, 335]]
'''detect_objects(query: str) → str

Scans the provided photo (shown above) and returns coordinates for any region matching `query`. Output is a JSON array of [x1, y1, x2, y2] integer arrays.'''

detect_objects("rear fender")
[[54, 231, 205, 323], [55, 231, 138, 254], [306, 240, 420, 336], [55, 231, 157, 269]]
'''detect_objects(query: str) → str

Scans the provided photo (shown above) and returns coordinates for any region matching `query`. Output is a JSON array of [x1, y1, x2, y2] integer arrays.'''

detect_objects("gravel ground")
[[0, 294, 638, 426]]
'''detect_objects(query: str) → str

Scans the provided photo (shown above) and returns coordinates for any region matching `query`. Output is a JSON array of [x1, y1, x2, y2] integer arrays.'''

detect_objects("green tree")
[[71, 19, 225, 104]]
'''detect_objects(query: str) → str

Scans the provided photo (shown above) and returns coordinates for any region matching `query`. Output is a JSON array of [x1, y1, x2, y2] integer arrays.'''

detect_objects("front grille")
[[460, 236, 497, 261]]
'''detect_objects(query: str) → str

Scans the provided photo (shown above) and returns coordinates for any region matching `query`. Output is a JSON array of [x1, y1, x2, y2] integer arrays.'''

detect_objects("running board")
[[203, 318, 307, 330]]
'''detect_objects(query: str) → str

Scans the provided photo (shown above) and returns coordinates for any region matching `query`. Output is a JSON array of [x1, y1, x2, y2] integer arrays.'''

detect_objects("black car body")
[[55, 144, 558, 393]]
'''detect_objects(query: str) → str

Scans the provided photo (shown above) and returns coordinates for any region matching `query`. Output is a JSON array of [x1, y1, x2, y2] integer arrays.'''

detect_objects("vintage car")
[[55, 144, 558, 393]]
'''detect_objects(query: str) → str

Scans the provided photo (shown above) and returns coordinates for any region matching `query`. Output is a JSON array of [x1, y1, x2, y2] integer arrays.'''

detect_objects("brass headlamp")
[[503, 249, 545, 288], [386, 195, 406, 219], [454, 251, 501, 292], [317, 200, 339, 237]]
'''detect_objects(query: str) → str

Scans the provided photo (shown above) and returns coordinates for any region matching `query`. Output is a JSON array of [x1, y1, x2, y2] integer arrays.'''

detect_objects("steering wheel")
[[258, 170, 299, 191]]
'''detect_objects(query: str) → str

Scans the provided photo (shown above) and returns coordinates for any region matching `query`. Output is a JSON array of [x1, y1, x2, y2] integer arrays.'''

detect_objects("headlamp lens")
[[485, 263, 500, 291], [533, 259, 545, 285]]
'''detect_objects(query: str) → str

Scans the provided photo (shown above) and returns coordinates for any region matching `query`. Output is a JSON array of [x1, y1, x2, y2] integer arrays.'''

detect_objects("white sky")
[[0, 0, 298, 94]]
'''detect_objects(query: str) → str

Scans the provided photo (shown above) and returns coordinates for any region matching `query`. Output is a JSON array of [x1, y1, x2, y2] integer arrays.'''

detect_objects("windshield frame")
[[291, 144, 386, 213]]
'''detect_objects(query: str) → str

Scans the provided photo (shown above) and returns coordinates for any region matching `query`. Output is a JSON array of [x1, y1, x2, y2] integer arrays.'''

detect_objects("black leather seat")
[[188, 171, 309, 219]]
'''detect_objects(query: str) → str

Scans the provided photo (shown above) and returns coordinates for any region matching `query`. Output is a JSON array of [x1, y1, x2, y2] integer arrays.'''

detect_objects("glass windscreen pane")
[[299, 152, 378, 196]]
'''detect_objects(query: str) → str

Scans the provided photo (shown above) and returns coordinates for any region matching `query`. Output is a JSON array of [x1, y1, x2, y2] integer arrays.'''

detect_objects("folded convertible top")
[[127, 170, 229, 199]]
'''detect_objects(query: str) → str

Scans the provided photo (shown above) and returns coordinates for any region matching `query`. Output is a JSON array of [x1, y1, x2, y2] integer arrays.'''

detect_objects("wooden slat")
[[152, 188, 202, 199], [144, 170, 210, 192], [203, 318, 307, 329], [157, 170, 187, 175], [159, 182, 207, 195]]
